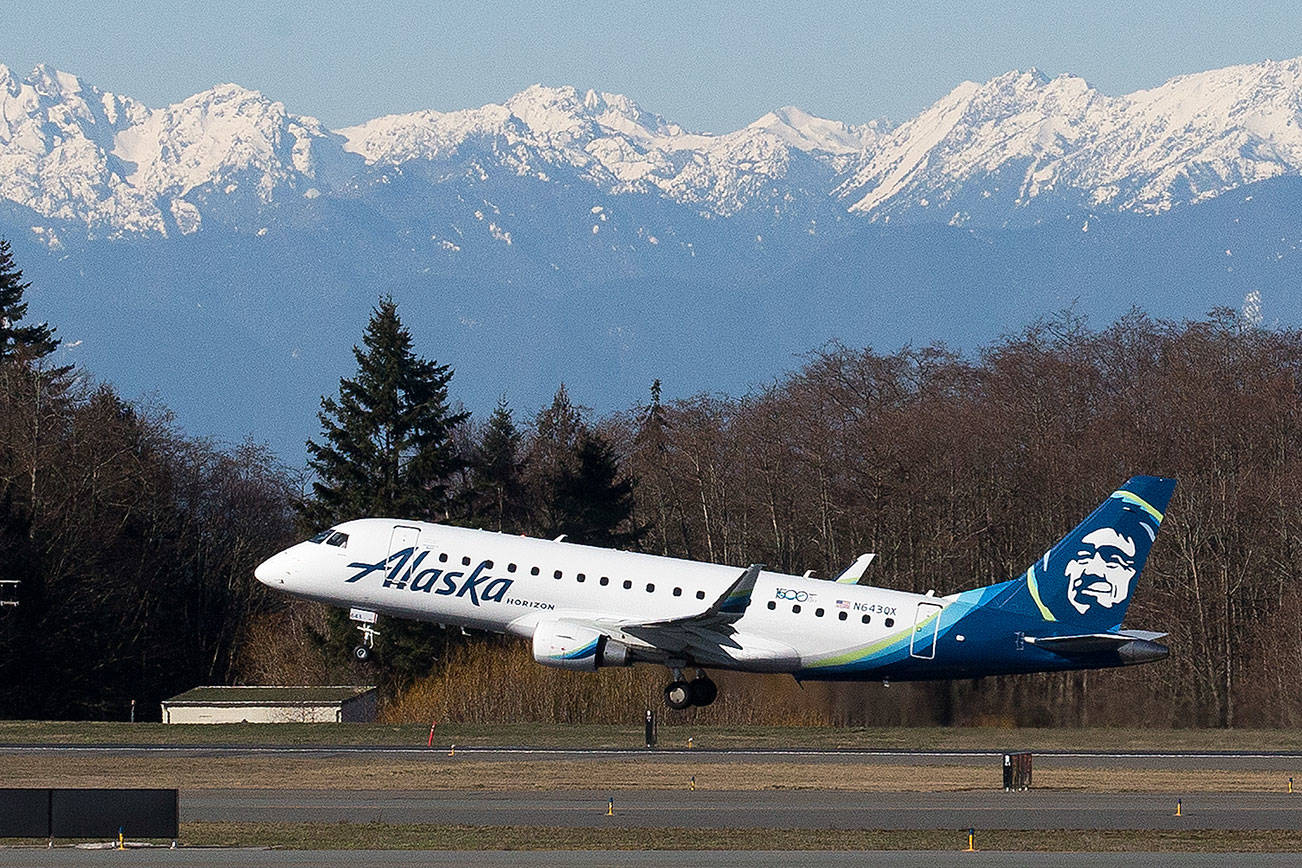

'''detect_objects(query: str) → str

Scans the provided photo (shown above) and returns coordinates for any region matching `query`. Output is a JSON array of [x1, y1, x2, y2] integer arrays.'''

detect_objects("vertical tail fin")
[[1020, 476, 1176, 632]]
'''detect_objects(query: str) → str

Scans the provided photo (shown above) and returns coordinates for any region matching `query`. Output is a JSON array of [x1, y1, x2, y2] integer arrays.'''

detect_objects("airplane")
[[255, 475, 1176, 709]]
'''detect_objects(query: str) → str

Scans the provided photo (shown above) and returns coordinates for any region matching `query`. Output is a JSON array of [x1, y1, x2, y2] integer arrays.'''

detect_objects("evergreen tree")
[[0, 239, 59, 363], [531, 383, 585, 475], [0, 240, 73, 533], [631, 379, 691, 556], [525, 384, 644, 546], [302, 296, 468, 528], [300, 296, 468, 686], [473, 397, 526, 532], [526, 384, 587, 536], [552, 429, 645, 547]]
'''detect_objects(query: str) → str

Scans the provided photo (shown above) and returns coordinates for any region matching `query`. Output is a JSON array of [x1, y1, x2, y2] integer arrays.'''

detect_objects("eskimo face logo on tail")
[[345, 548, 513, 606], [1064, 528, 1137, 613], [1046, 497, 1160, 620]]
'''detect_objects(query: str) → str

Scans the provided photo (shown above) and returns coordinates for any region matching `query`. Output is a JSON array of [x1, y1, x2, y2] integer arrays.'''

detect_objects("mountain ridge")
[[3, 56, 1302, 461], [6, 55, 1302, 243]]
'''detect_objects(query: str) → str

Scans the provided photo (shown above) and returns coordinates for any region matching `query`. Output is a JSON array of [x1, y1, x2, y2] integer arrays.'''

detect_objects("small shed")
[[161, 686, 377, 724]]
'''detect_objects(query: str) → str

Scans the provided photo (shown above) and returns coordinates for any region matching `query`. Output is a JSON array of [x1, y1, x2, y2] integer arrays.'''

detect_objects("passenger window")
[[326, 532, 349, 548], [600, 577, 609, 586], [530, 567, 540, 576], [885, 618, 894, 628], [646, 583, 655, 593], [462, 556, 471, 566], [862, 614, 871, 624], [484, 560, 493, 569], [438, 553, 448, 562], [695, 590, 705, 600], [792, 604, 802, 614], [622, 580, 632, 590], [507, 563, 517, 573], [554, 570, 563, 579], [767, 601, 776, 610], [309, 529, 333, 544], [838, 611, 847, 621], [673, 587, 682, 597], [577, 573, 586, 583], [815, 608, 824, 617]]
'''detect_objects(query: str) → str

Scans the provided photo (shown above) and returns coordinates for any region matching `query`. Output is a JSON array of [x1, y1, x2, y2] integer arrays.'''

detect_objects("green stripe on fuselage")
[[805, 607, 942, 670]]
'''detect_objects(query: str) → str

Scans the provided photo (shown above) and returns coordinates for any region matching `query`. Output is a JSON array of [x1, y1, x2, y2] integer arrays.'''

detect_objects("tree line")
[[607, 309, 1302, 727], [262, 296, 1302, 728], [0, 240, 296, 718], [2, 235, 1299, 726]]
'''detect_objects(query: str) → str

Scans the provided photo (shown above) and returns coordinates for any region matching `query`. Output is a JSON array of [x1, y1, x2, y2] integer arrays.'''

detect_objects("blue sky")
[[3, 1, 1300, 131]]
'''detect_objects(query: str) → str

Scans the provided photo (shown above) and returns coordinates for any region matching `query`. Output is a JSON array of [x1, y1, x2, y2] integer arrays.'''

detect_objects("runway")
[[181, 788, 1302, 830]]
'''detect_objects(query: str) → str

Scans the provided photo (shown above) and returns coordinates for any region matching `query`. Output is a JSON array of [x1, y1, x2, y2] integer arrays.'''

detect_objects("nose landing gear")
[[663, 668, 718, 710], [350, 608, 379, 662]]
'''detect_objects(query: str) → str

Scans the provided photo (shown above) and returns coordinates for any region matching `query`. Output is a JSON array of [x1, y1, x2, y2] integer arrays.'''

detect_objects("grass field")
[[1, 721, 1300, 752]]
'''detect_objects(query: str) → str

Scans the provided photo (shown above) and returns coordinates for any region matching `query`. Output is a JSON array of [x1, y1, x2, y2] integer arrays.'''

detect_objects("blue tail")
[[1017, 475, 1177, 633]]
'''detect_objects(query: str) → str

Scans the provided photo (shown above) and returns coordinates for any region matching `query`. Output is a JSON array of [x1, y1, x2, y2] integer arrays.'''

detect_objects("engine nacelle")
[[532, 621, 632, 671]]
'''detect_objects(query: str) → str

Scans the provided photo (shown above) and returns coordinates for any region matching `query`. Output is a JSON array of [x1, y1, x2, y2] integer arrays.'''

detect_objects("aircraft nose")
[[255, 550, 293, 587]]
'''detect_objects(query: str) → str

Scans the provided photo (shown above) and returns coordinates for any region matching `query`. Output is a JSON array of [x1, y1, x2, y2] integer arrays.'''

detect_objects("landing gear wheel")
[[689, 677, 718, 707], [664, 680, 692, 710], [351, 614, 379, 663]]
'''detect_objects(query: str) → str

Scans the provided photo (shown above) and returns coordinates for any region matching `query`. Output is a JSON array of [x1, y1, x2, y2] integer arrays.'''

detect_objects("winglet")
[[835, 553, 876, 584], [714, 564, 764, 616]]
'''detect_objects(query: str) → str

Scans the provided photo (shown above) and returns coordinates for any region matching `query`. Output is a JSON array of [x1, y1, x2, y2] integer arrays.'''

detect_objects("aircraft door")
[[388, 525, 421, 562], [910, 602, 943, 660]]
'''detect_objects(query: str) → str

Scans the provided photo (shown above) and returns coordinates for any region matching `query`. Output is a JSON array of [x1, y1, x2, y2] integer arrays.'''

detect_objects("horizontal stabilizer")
[[834, 553, 876, 585], [1026, 630, 1169, 664]]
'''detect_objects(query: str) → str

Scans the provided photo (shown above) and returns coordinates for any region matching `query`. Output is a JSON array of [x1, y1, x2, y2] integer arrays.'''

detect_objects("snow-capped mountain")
[[2, 57, 1301, 463], [836, 58, 1302, 223], [0, 70, 882, 241], [5, 57, 1302, 242]]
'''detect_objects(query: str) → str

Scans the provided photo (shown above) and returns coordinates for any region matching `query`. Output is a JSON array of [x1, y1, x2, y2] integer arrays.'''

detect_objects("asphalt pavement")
[[181, 787, 1302, 830]]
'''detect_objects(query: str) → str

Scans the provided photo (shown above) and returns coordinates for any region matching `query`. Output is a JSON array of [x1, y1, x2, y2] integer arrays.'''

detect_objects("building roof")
[[163, 686, 375, 706]]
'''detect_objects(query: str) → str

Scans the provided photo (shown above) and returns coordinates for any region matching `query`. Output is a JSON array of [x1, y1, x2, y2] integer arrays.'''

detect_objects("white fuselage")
[[255, 518, 949, 675]]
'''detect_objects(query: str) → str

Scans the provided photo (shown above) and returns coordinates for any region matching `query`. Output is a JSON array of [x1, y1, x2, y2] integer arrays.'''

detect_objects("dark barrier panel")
[[50, 789, 178, 839], [0, 789, 51, 837], [1002, 752, 1032, 791]]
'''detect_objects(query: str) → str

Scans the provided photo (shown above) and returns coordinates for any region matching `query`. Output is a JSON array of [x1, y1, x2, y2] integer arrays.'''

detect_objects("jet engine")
[[532, 621, 632, 671]]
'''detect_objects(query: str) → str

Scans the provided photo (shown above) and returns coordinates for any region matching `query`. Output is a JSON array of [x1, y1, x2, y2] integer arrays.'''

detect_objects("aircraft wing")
[[593, 563, 765, 656]]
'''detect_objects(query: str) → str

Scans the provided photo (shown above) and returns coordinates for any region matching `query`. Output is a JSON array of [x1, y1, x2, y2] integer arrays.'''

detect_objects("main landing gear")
[[664, 668, 718, 710]]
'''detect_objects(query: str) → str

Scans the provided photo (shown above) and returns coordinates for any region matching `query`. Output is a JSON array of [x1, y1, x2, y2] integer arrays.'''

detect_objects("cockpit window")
[[326, 532, 349, 548], [308, 529, 334, 544]]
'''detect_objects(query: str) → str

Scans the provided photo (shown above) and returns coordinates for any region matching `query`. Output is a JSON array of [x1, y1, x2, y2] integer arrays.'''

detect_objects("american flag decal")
[[836, 599, 851, 609]]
